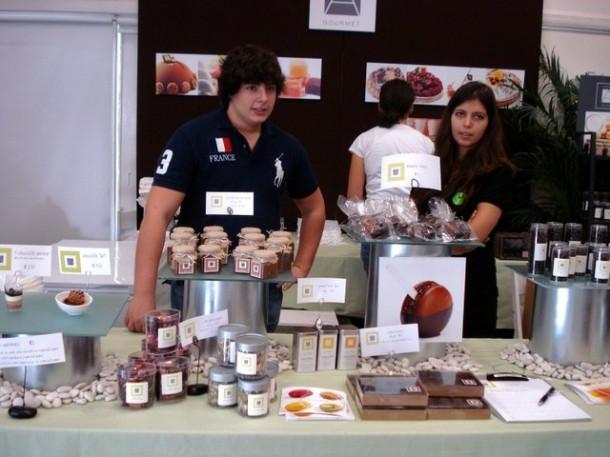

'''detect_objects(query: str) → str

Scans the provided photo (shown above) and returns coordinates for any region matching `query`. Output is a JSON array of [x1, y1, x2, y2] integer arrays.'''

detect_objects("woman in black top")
[[415, 81, 515, 338]]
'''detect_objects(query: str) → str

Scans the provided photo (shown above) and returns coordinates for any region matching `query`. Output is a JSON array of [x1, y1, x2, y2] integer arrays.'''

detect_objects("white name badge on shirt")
[[359, 324, 420, 358], [206, 192, 254, 216], [380, 153, 441, 191]]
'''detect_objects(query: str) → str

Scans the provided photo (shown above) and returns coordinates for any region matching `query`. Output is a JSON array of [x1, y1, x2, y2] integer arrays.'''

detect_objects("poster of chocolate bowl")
[[377, 257, 465, 342]]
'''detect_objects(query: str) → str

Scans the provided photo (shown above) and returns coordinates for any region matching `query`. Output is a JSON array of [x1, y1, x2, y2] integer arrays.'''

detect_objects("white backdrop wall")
[[542, 0, 610, 77], [0, 0, 607, 245], [0, 0, 137, 245]]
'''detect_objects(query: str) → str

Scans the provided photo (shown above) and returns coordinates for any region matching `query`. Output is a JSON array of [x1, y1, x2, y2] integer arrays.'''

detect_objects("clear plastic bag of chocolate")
[[336, 194, 366, 233], [358, 199, 393, 240], [406, 220, 438, 241], [387, 195, 420, 238], [337, 195, 392, 240], [426, 197, 475, 242]]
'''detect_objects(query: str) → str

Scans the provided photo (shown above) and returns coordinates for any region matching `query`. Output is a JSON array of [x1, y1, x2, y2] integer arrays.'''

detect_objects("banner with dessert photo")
[[364, 62, 525, 108], [407, 118, 441, 141], [155, 53, 220, 96], [376, 257, 466, 343], [583, 112, 610, 157], [277, 57, 322, 100], [155, 52, 322, 100], [577, 75, 610, 157]]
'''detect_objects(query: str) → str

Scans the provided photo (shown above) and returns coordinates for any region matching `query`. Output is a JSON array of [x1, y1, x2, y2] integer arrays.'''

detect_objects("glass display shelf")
[[340, 224, 485, 248], [506, 264, 610, 290], [0, 292, 129, 337], [158, 257, 294, 283]]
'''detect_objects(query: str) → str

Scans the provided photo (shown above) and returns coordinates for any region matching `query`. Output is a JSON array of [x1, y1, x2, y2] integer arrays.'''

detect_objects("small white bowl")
[[55, 291, 93, 316]]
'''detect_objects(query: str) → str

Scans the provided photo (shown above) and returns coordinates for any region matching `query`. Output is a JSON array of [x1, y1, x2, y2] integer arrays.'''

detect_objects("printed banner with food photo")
[[407, 117, 441, 140], [584, 111, 610, 157], [277, 57, 322, 100], [364, 63, 525, 108], [155, 53, 222, 96], [376, 257, 466, 342], [155, 52, 322, 100]]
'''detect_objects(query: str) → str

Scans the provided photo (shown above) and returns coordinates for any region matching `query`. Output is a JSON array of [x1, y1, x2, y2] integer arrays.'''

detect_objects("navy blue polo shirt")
[[152, 109, 319, 244]]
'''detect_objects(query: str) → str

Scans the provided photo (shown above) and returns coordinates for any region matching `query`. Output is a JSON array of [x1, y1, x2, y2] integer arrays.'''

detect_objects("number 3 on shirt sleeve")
[[156, 149, 173, 175]]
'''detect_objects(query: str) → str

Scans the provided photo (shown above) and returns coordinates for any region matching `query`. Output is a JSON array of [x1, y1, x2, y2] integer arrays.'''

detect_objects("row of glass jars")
[[119, 311, 279, 416], [528, 222, 610, 283], [167, 225, 294, 278], [209, 323, 278, 418]]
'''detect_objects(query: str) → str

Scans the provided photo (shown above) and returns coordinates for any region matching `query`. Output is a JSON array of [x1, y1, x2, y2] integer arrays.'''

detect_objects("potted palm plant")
[[502, 48, 585, 231]]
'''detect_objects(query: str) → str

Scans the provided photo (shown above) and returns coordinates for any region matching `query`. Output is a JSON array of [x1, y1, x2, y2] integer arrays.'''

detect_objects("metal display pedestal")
[[159, 262, 293, 358], [341, 226, 484, 363], [366, 242, 451, 362], [508, 265, 610, 365], [530, 281, 610, 365], [183, 280, 268, 358]]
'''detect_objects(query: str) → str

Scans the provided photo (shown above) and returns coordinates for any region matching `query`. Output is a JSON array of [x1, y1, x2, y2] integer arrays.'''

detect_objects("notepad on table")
[[483, 377, 591, 423]]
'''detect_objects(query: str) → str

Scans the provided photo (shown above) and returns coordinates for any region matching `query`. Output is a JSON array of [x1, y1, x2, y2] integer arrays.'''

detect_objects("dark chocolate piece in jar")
[[265, 235, 294, 272], [591, 246, 610, 284], [154, 356, 190, 401], [232, 245, 258, 274], [145, 309, 181, 354], [527, 223, 548, 275], [250, 249, 279, 279], [117, 362, 156, 409], [208, 365, 238, 407], [171, 244, 197, 274], [237, 377, 270, 417], [203, 230, 231, 264], [240, 232, 266, 248], [197, 243, 222, 273], [217, 323, 249, 367], [549, 242, 570, 281], [235, 333, 268, 380]]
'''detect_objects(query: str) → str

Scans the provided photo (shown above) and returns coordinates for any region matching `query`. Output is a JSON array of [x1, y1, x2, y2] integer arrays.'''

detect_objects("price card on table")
[[57, 246, 111, 275], [359, 324, 419, 358], [296, 278, 346, 304], [0, 244, 52, 276], [179, 309, 229, 344], [0, 333, 65, 368]]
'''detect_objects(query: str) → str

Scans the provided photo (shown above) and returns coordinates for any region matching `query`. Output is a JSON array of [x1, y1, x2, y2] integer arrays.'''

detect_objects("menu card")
[[483, 378, 591, 423]]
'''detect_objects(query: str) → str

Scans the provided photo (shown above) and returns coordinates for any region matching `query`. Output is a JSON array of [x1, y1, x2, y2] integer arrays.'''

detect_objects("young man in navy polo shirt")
[[125, 44, 325, 333]]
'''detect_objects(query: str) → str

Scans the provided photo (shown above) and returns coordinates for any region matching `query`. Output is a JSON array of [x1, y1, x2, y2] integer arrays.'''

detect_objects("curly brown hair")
[[217, 44, 285, 109]]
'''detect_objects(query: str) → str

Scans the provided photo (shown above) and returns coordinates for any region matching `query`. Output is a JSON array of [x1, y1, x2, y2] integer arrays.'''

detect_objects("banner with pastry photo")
[[364, 62, 525, 108], [277, 57, 322, 100], [576, 75, 610, 157], [155, 53, 220, 96], [155, 52, 322, 100]]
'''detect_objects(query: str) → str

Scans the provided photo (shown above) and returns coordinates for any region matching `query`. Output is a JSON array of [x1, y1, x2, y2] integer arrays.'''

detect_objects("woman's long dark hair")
[[414, 81, 515, 210]]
